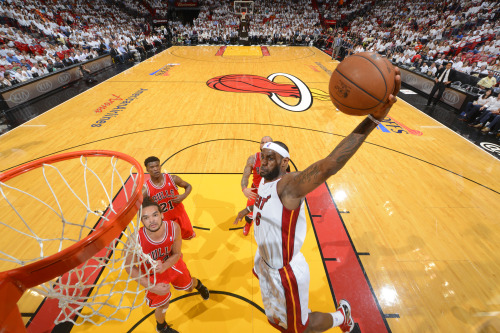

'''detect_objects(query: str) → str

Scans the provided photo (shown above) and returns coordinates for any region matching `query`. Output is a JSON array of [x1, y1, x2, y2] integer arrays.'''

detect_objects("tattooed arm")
[[278, 69, 401, 210], [241, 154, 257, 199]]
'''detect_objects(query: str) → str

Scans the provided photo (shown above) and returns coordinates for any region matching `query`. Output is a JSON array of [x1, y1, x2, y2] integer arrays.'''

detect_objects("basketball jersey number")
[[255, 212, 261, 226], [159, 200, 174, 212]]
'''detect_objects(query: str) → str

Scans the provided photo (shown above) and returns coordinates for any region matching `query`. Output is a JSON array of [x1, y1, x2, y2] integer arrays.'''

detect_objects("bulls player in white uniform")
[[126, 198, 209, 333], [234, 70, 401, 332]]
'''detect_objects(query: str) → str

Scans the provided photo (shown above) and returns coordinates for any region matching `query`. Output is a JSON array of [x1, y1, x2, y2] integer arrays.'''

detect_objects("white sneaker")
[[337, 299, 354, 333]]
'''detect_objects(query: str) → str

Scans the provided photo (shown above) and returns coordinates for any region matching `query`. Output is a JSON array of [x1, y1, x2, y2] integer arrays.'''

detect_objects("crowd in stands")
[[316, 0, 500, 137], [167, 0, 323, 45], [0, 0, 167, 90], [1, 0, 500, 136], [146, 0, 169, 19]]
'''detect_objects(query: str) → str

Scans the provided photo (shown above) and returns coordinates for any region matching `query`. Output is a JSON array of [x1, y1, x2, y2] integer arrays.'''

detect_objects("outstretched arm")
[[279, 69, 401, 209]]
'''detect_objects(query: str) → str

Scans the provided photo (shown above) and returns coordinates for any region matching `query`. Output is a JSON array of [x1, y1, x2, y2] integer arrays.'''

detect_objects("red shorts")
[[163, 208, 195, 240], [145, 257, 193, 308]]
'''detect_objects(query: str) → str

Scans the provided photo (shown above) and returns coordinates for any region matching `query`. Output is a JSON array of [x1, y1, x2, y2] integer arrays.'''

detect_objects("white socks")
[[330, 310, 344, 328]]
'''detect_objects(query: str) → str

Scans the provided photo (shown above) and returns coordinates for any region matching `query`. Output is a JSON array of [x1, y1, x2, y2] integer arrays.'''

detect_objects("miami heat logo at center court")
[[207, 73, 422, 135], [207, 73, 330, 112]]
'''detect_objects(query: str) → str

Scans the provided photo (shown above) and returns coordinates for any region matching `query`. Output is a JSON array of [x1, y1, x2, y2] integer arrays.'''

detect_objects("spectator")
[[477, 71, 498, 89], [14, 67, 29, 82], [53, 57, 65, 70], [46, 59, 57, 73], [1, 72, 14, 87], [460, 60, 472, 75], [459, 89, 494, 122], [6, 52, 20, 64], [427, 62, 438, 77], [470, 95, 500, 130], [470, 62, 481, 76], [79, 64, 97, 83], [30, 62, 47, 78], [484, 114, 500, 137], [110, 43, 126, 63], [19, 59, 31, 70], [62, 54, 74, 67]]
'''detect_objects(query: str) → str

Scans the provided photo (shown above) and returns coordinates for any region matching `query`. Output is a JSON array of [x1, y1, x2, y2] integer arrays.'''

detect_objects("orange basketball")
[[329, 52, 396, 116]]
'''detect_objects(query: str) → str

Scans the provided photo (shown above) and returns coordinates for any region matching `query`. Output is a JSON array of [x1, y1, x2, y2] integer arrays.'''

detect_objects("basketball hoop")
[[234, 1, 253, 18], [0, 150, 150, 331]]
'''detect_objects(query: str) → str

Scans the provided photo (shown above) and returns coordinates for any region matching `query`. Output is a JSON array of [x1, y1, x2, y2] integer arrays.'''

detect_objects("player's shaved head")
[[260, 136, 273, 150]]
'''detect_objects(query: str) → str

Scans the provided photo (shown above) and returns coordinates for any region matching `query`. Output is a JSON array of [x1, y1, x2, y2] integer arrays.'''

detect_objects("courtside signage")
[[94, 94, 123, 113], [149, 63, 180, 76], [376, 116, 423, 135], [480, 142, 500, 155], [91, 88, 147, 127]]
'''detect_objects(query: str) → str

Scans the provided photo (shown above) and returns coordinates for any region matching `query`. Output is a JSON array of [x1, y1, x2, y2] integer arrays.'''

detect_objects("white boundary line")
[[0, 47, 172, 139], [398, 97, 500, 160], [313, 45, 340, 63]]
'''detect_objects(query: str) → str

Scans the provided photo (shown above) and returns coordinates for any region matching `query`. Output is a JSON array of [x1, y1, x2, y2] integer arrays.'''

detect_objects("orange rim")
[[0, 150, 144, 328]]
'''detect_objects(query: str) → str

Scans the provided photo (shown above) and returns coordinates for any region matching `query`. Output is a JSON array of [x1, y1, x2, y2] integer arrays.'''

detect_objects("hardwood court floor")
[[0, 46, 499, 333]]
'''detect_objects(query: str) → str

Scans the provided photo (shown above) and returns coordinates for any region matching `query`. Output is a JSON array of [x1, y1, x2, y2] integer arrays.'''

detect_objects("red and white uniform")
[[246, 152, 262, 208], [252, 177, 309, 332], [144, 173, 195, 240], [139, 220, 193, 308]]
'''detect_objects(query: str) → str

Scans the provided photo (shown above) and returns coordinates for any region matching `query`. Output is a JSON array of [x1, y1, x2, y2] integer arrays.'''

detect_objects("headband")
[[262, 142, 290, 159]]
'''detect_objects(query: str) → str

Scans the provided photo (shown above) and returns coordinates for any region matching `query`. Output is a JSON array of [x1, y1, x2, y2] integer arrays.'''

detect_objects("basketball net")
[[0, 151, 155, 328]]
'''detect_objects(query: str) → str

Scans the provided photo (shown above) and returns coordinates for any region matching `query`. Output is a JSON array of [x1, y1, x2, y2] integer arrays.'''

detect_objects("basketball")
[[329, 52, 396, 116]]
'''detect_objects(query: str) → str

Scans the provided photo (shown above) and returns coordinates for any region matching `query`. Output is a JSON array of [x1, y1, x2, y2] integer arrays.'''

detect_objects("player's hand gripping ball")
[[329, 52, 396, 116]]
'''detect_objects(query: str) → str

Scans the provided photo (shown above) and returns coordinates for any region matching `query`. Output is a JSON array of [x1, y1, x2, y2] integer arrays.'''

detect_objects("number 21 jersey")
[[144, 173, 185, 221]]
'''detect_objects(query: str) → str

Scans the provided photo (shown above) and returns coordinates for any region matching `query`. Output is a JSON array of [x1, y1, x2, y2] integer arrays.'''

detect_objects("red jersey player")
[[125, 197, 209, 333], [241, 136, 273, 236], [143, 156, 196, 240]]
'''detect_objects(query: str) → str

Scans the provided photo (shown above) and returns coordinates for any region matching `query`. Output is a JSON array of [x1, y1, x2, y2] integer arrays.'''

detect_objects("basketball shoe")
[[157, 323, 179, 333], [337, 299, 354, 333], [243, 214, 253, 236], [196, 280, 210, 300]]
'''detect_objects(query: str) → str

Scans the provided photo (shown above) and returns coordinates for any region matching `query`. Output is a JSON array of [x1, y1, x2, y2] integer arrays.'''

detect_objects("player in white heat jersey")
[[234, 69, 401, 333]]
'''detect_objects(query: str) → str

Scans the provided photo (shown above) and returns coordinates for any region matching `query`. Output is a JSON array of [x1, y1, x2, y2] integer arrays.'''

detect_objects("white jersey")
[[253, 177, 307, 269]]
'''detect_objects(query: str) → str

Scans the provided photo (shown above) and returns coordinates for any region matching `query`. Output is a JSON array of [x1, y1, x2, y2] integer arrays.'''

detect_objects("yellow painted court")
[[0, 46, 499, 333]]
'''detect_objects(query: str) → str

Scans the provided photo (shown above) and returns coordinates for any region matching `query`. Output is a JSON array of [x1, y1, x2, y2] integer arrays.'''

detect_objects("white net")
[[47, 221, 155, 326], [0, 153, 154, 326]]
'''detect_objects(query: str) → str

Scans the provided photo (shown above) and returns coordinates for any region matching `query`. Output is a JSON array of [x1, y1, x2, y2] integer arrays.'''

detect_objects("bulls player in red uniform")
[[125, 197, 209, 333], [143, 156, 196, 240], [240, 136, 273, 236]]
